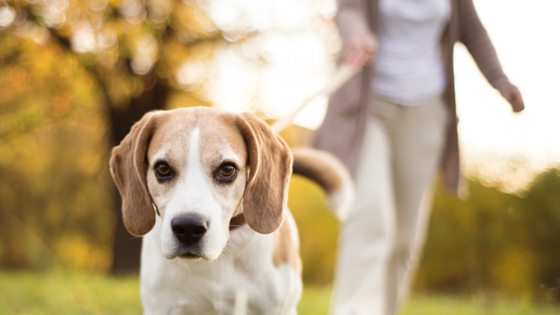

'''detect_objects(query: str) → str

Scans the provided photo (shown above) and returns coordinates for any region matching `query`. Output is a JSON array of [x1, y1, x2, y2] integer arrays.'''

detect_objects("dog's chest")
[[140, 228, 300, 315]]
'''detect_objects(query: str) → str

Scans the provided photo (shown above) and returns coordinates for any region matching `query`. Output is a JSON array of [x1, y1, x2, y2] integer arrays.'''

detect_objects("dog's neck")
[[229, 213, 246, 230]]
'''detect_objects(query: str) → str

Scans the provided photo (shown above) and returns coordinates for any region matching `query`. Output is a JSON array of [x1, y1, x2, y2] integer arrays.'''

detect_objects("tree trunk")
[[108, 77, 169, 275]]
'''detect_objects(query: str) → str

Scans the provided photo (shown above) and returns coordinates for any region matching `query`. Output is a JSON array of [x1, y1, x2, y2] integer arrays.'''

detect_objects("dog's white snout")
[[171, 213, 209, 246]]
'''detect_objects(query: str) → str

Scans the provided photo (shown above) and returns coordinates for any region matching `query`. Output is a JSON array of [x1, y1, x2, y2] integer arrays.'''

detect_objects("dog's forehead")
[[147, 108, 247, 164]]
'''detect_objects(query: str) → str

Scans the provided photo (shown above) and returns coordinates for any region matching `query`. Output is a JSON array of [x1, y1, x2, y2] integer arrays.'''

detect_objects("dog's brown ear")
[[110, 112, 160, 236], [237, 112, 293, 234]]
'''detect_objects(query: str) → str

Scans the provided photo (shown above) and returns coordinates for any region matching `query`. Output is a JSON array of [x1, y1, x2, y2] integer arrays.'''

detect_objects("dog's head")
[[109, 107, 292, 261]]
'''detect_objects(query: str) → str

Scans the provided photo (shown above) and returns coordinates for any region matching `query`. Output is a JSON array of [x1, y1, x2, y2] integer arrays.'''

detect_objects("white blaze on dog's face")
[[146, 110, 248, 261]]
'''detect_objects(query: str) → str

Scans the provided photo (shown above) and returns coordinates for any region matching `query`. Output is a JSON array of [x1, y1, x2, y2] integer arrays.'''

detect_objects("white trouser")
[[330, 95, 448, 315]]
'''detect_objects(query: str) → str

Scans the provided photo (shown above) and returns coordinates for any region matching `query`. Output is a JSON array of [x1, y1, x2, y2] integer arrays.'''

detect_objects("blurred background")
[[0, 0, 559, 314]]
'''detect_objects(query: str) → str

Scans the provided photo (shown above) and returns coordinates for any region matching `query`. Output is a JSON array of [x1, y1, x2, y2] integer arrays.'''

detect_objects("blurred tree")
[[0, 41, 113, 271], [523, 169, 560, 301], [416, 179, 527, 296], [415, 172, 560, 300], [0, 0, 228, 273]]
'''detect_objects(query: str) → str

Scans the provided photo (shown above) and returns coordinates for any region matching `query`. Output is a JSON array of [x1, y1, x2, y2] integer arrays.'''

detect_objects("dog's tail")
[[291, 147, 354, 221]]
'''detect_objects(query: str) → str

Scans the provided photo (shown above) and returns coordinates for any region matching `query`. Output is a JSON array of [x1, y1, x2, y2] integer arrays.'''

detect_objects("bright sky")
[[455, 0, 560, 191], [203, 0, 560, 192]]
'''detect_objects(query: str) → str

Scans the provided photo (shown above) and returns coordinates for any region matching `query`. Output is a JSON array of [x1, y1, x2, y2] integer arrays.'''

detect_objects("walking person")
[[313, 0, 525, 314]]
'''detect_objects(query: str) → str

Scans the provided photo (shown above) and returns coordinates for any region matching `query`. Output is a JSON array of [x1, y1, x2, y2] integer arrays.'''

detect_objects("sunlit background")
[[203, 0, 560, 194], [1, 0, 560, 313]]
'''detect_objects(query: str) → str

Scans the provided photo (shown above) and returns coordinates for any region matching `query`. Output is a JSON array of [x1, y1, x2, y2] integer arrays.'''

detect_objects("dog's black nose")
[[171, 214, 208, 246]]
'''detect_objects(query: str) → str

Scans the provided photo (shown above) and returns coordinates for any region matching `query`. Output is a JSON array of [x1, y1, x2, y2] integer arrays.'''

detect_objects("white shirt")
[[372, 0, 451, 105]]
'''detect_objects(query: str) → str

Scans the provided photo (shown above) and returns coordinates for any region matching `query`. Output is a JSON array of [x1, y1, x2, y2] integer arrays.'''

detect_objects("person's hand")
[[499, 84, 525, 113], [343, 33, 378, 64]]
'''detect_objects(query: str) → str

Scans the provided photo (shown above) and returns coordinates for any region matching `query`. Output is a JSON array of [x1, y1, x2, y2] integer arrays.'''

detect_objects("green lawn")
[[1, 271, 558, 315]]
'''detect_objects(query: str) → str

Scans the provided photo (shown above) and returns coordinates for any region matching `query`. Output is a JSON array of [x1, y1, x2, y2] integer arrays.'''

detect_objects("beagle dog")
[[110, 107, 353, 315]]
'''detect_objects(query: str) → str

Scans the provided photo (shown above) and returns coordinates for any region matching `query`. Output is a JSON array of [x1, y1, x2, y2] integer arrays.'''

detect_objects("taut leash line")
[[270, 48, 371, 134]]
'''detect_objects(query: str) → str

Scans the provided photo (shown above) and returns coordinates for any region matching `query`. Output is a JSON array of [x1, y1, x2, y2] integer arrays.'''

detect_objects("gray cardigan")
[[313, 0, 514, 193]]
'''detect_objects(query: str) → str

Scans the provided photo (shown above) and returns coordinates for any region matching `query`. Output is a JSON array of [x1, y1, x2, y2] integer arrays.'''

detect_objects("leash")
[[229, 213, 246, 230], [270, 47, 371, 134], [227, 48, 370, 231]]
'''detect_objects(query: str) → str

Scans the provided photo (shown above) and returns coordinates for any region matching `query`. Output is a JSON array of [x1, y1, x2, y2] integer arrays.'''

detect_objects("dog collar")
[[229, 213, 246, 230]]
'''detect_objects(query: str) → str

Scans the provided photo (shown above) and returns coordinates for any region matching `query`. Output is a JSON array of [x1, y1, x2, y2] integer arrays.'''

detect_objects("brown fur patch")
[[229, 213, 246, 230], [146, 108, 249, 177], [110, 111, 163, 236], [238, 113, 293, 234], [273, 217, 301, 274]]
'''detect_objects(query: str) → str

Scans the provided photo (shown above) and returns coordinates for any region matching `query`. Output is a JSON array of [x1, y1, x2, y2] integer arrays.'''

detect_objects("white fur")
[[321, 150, 355, 222], [141, 213, 301, 315], [142, 126, 301, 315], [328, 181, 354, 222], [156, 128, 228, 261]]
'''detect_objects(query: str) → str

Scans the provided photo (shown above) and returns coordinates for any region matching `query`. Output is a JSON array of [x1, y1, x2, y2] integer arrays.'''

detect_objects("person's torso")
[[372, 0, 451, 105]]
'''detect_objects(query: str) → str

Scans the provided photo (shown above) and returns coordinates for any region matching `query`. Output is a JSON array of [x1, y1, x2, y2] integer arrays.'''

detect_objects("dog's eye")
[[216, 163, 237, 183], [155, 163, 173, 180], [220, 165, 235, 177], [156, 164, 171, 176]]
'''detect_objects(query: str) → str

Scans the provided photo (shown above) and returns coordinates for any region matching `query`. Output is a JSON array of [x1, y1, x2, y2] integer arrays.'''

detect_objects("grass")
[[298, 287, 560, 315], [0, 271, 141, 315], [1, 271, 559, 315]]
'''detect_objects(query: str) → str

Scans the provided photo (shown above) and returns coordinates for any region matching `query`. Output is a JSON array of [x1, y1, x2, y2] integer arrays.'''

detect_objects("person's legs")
[[329, 105, 395, 315], [382, 98, 448, 315], [330, 96, 448, 315]]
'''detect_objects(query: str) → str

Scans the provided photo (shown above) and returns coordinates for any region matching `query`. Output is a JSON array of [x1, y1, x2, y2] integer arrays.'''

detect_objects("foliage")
[[415, 172, 560, 300], [1, 0, 224, 102], [0, 0, 225, 272], [288, 175, 339, 285], [0, 35, 113, 270], [522, 170, 560, 296]]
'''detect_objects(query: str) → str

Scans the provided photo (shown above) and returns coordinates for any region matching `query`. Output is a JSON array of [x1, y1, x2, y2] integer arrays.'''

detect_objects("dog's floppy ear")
[[237, 112, 293, 234], [110, 112, 160, 236]]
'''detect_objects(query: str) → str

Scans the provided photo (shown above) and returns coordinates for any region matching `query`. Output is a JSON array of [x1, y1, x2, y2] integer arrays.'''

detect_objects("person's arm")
[[336, 0, 370, 40], [336, 0, 377, 61], [458, 0, 524, 112]]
